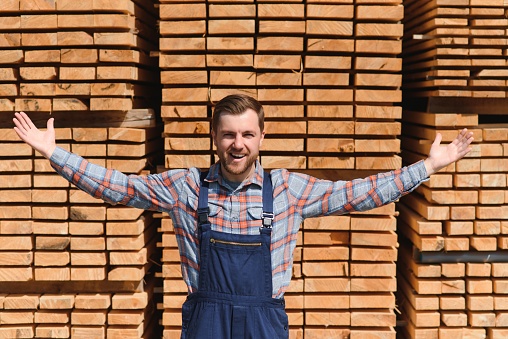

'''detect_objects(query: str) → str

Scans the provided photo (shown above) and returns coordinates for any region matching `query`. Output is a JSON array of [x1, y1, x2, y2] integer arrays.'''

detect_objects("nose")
[[232, 134, 244, 149]]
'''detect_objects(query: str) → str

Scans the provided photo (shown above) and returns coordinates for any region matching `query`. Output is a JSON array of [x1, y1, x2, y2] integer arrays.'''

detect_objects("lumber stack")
[[159, 1, 405, 337], [0, 0, 160, 115], [0, 291, 155, 339], [161, 0, 404, 172], [398, 0, 508, 337], [0, 125, 163, 337], [398, 121, 508, 338], [301, 207, 400, 338], [402, 0, 508, 98], [0, 0, 163, 338]]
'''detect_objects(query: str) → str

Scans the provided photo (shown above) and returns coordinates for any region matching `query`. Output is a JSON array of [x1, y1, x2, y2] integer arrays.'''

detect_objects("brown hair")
[[212, 94, 264, 132]]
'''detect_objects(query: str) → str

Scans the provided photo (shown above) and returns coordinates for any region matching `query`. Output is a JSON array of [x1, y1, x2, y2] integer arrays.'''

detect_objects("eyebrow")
[[219, 129, 258, 135]]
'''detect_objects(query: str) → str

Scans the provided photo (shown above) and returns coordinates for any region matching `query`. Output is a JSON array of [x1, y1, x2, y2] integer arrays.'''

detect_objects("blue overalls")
[[180, 173, 289, 338]]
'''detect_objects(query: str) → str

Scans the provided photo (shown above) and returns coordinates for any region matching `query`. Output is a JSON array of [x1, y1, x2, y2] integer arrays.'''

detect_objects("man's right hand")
[[13, 112, 57, 159]]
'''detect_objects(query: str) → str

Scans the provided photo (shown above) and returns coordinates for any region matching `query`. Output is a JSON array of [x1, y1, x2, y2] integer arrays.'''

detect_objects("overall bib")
[[180, 173, 289, 339]]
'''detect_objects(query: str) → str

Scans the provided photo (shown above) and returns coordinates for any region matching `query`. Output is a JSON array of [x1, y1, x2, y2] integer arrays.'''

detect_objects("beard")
[[218, 151, 258, 179]]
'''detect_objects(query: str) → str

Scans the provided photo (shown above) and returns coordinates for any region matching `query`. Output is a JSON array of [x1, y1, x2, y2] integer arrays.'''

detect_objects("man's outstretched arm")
[[13, 112, 181, 212]]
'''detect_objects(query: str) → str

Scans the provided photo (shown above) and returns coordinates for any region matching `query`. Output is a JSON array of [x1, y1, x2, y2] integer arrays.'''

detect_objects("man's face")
[[212, 109, 265, 183]]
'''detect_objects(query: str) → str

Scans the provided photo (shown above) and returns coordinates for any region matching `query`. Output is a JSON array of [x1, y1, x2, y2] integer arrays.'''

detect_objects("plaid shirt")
[[50, 147, 429, 298]]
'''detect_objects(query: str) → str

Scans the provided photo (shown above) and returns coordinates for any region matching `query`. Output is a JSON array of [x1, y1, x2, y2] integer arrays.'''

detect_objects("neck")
[[220, 165, 255, 183]]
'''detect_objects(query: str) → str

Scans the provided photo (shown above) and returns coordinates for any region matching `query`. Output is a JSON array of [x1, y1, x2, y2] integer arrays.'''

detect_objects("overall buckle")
[[261, 212, 274, 229]]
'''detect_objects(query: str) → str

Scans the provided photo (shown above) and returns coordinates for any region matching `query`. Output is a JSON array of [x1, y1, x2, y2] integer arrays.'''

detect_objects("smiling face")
[[212, 108, 265, 183]]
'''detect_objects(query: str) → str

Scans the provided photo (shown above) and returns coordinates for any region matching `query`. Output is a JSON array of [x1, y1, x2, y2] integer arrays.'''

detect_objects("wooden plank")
[[70, 267, 105, 280], [160, 20, 206, 36], [307, 5, 354, 19], [306, 20, 353, 36], [165, 137, 210, 151], [258, 4, 304, 18], [0, 49, 22, 63], [254, 54, 301, 70], [356, 40, 401, 54], [159, 3, 206, 19], [399, 221, 445, 252], [208, 4, 255, 18], [0, 0, 19, 11], [205, 35, 252, 50], [355, 73, 401, 87], [0, 33, 20, 47], [257, 88, 303, 102], [257, 36, 303, 52], [70, 252, 107, 266], [356, 5, 403, 21], [305, 55, 351, 69], [208, 20, 255, 35], [20, 0, 54, 10], [258, 20, 306, 35]]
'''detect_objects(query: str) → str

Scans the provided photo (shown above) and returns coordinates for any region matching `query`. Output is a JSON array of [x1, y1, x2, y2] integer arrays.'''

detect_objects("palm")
[[427, 129, 473, 174], [13, 112, 56, 158]]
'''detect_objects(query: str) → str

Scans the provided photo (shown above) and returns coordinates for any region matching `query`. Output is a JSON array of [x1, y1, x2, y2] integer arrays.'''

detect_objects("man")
[[14, 94, 473, 338]]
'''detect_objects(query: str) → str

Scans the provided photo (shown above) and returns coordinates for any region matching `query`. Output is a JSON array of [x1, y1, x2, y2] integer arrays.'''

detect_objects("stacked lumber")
[[302, 208, 399, 338], [160, 0, 404, 172], [398, 238, 508, 339], [0, 0, 163, 337], [402, 0, 508, 98], [398, 121, 508, 337], [159, 1, 405, 337], [0, 290, 155, 338], [0, 0, 160, 115], [0, 125, 162, 336], [399, 1, 508, 337]]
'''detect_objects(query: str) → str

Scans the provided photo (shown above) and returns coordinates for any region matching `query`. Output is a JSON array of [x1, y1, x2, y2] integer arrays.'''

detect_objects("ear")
[[259, 130, 265, 147], [212, 130, 217, 147]]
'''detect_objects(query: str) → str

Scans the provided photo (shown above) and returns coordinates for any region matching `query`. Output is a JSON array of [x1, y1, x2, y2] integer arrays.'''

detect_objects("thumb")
[[47, 117, 54, 131], [433, 132, 442, 147]]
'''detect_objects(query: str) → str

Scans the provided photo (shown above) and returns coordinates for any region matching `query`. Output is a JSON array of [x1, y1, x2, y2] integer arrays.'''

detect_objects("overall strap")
[[197, 170, 210, 226], [197, 171, 274, 229], [261, 172, 274, 229]]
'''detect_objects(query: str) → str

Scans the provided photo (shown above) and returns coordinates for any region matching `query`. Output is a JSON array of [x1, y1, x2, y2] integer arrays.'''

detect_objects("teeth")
[[231, 154, 245, 159]]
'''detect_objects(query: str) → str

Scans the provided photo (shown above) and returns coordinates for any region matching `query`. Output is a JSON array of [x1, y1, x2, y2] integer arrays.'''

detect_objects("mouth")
[[230, 153, 246, 160]]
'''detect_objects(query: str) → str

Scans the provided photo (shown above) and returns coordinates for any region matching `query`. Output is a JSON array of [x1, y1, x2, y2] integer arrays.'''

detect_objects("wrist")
[[41, 145, 57, 159], [424, 158, 437, 177]]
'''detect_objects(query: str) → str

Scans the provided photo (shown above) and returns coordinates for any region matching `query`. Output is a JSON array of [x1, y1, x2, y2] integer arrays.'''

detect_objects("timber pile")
[[161, 0, 404, 172], [402, 0, 508, 98], [398, 0, 508, 337], [0, 0, 162, 338], [159, 1, 405, 338], [0, 125, 163, 337], [0, 0, 160, 115], [398, 122, 508, 338], [0, 290, 156, 338]]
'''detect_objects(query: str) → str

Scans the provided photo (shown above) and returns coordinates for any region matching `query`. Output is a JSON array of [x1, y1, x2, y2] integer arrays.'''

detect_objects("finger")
[[460, 128, 469, 141], [17, 111, 36, 130], [459, 131, 474, 146], [13, 126, 28, 142], [453, 128, 468, 145], [433, 132, 443, 146], [13, 115, 27, 134], [46, 117, 54, 131], [14, 112, 31, 131], [23, 112, 37, 130]]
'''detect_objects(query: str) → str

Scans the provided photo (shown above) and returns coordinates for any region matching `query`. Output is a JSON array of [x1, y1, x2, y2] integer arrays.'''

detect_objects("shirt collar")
[[206, 160, 264, 188]]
